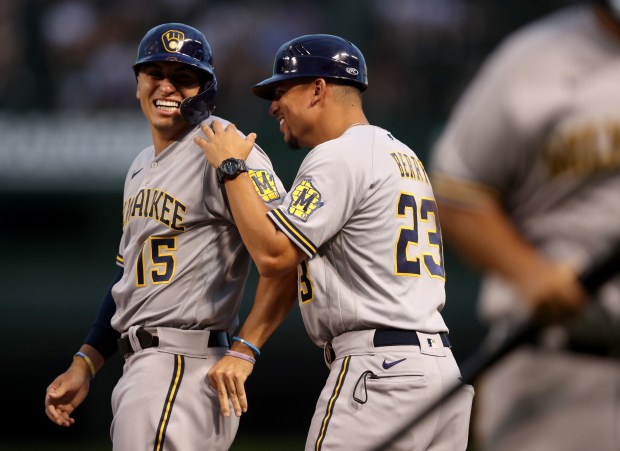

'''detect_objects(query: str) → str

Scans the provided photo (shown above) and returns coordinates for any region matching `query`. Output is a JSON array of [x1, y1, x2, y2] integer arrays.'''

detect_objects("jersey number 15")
[[135, 236, 177, 286]]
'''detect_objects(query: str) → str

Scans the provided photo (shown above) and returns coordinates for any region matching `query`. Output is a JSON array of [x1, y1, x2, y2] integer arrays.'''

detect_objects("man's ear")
[[310, 78, 327, 105]]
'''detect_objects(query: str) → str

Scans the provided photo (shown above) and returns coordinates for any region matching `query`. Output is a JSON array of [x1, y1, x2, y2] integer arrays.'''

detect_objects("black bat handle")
[[579, 242, 620, 294]]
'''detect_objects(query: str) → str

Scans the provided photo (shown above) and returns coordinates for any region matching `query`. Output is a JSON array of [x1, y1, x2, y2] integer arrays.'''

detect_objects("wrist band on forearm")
[[224, 349, 256, 365], [74, 351, 96, 378], [231, 336, 261, 356]]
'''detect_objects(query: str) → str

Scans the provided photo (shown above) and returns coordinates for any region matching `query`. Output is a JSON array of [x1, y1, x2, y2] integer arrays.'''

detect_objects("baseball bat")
[[371, 241, 620, 451]]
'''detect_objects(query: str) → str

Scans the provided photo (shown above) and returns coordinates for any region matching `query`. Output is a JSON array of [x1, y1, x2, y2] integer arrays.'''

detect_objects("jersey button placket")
[[145, 161, 158, 185]]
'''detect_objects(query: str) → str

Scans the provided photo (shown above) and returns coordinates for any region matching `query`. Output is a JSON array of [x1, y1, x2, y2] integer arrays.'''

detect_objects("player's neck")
[[309, 114, 368, 148], [151, 125, 193, 154], [337, 112, 369, 137]]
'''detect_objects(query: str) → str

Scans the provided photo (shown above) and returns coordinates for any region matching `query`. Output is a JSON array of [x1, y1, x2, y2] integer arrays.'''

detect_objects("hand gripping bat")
[[372, 241, 620, 451]]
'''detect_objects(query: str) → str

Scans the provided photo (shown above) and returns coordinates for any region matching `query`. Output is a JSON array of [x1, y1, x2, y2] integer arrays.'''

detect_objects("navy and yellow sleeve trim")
[[268, 208, 317, 257]]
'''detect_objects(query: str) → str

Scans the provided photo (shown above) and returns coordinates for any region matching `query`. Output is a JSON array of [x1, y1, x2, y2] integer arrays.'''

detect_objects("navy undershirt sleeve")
[[84, 268, 122, 360]]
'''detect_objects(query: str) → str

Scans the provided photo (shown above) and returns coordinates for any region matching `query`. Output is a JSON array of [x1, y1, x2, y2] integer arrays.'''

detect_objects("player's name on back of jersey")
[[390, 151, 430, 184]]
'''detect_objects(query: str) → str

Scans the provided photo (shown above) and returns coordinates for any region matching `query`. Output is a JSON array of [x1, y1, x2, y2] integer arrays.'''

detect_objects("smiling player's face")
[[136, 61, 203, 138], [269, 79, 318, 150]]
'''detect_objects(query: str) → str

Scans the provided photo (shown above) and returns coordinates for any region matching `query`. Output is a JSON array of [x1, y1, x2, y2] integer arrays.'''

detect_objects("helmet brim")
[[133, 54, 215, 79], [252, 74, 367, 101], [251, 75, 291, 100]]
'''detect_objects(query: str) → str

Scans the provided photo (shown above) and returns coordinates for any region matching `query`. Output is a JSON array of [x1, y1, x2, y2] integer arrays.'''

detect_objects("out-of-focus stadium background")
[[1, 0, 579, 449]]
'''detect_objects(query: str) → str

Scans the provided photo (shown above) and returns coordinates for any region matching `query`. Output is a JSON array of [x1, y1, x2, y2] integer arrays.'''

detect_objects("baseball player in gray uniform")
[[197, 34, 474, 451], [44, 23, 295, 451], [429, 1, 620, 450]]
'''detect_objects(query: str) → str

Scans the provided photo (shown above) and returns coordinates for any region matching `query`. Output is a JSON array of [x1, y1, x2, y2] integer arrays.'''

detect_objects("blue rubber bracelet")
[[74, 351, 96, 378], [231, 336, 261, 357]]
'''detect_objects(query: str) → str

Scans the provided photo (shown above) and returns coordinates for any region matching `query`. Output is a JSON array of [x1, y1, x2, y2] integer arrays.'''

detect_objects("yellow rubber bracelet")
[[74, 351, 96, 378]]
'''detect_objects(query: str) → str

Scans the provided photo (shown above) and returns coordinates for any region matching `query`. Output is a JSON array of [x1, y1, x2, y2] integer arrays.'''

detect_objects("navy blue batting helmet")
[[252, 34, 368, 100], [134, 23, 217, 125]]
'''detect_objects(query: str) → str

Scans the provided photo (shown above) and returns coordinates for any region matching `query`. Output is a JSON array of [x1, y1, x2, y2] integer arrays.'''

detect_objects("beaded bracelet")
[[74, 351, 96, 378], [224, 349, 256, 365], [231, 336, 261, 357]]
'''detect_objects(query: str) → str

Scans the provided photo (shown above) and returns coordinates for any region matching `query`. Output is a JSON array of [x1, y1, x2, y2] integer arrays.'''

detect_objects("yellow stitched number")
[[135, 237, 177, 286], [395, 193, 445, 279], [298, 260, 314, 304]]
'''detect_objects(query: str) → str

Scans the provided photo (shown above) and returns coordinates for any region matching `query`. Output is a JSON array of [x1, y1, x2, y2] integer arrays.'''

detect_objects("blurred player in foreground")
[[197, 34, 474, 450], [429, 1, 620, 449], [44, 23, 295, 450]]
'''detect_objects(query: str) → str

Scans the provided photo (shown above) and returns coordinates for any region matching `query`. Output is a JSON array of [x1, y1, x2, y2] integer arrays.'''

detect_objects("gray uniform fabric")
[[268, 124, 473, 450], [306, 330, 474, 451], [110, 115, 286, 450], [430, 5, 620, 450]]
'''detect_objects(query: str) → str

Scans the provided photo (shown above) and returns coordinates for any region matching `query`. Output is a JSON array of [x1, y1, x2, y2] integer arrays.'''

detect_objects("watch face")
[[222, 159, 238, 175], [217, 158, 247, 183]]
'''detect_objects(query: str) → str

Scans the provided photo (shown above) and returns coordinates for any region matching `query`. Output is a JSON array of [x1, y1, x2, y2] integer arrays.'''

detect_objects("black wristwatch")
[[216, 158, 248, 183]]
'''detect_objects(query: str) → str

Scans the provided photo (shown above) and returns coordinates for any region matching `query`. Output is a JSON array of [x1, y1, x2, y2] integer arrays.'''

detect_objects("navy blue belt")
[[117, 328, 230, 357], [324, 329, 451, 365], [373, 329, 451, 348]]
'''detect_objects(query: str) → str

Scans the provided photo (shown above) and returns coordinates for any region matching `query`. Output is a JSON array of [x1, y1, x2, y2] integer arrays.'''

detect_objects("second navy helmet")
[[252, 34, 368, 100]]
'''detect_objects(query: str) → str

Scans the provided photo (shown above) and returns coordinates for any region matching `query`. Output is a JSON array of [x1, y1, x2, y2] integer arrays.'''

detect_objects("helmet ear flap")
[[180, 77, 218, 125]]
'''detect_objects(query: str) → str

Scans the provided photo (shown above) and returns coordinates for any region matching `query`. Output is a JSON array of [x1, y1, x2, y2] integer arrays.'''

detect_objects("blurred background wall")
[[0, 0, 579, 449]]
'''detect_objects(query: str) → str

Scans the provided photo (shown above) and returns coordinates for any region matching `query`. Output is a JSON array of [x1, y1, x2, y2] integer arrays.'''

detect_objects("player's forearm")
[[438, 201, 549, 286], [84, 269, 122, 360], [224, 175, 301, 276], [231, 270, 297, 353]]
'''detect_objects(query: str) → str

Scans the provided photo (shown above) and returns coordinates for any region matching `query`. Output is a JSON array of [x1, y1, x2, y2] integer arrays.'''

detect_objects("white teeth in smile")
[[156, 100, 180, 111], [279, 118, 284, 126]]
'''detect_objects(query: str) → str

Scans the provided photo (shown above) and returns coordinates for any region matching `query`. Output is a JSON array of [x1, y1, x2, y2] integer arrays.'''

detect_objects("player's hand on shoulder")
[[208, 353, 255, 418], [195, 120, 257, 168]]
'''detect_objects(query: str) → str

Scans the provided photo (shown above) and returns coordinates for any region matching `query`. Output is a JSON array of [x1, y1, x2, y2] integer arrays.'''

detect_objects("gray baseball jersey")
[[268, 124, 449, 346], [267, 124, 472, 450], [429, 4, 620, 450], [430, 4, 620, 323], [111, 114, 286, 334], [108, 115, 286, 450]]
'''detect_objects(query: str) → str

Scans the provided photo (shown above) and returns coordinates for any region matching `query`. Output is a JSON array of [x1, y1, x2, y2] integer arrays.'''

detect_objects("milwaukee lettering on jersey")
[[390, 151, 430, 184], [123, 188, 187, 231], [545, 121, 620, 177]]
